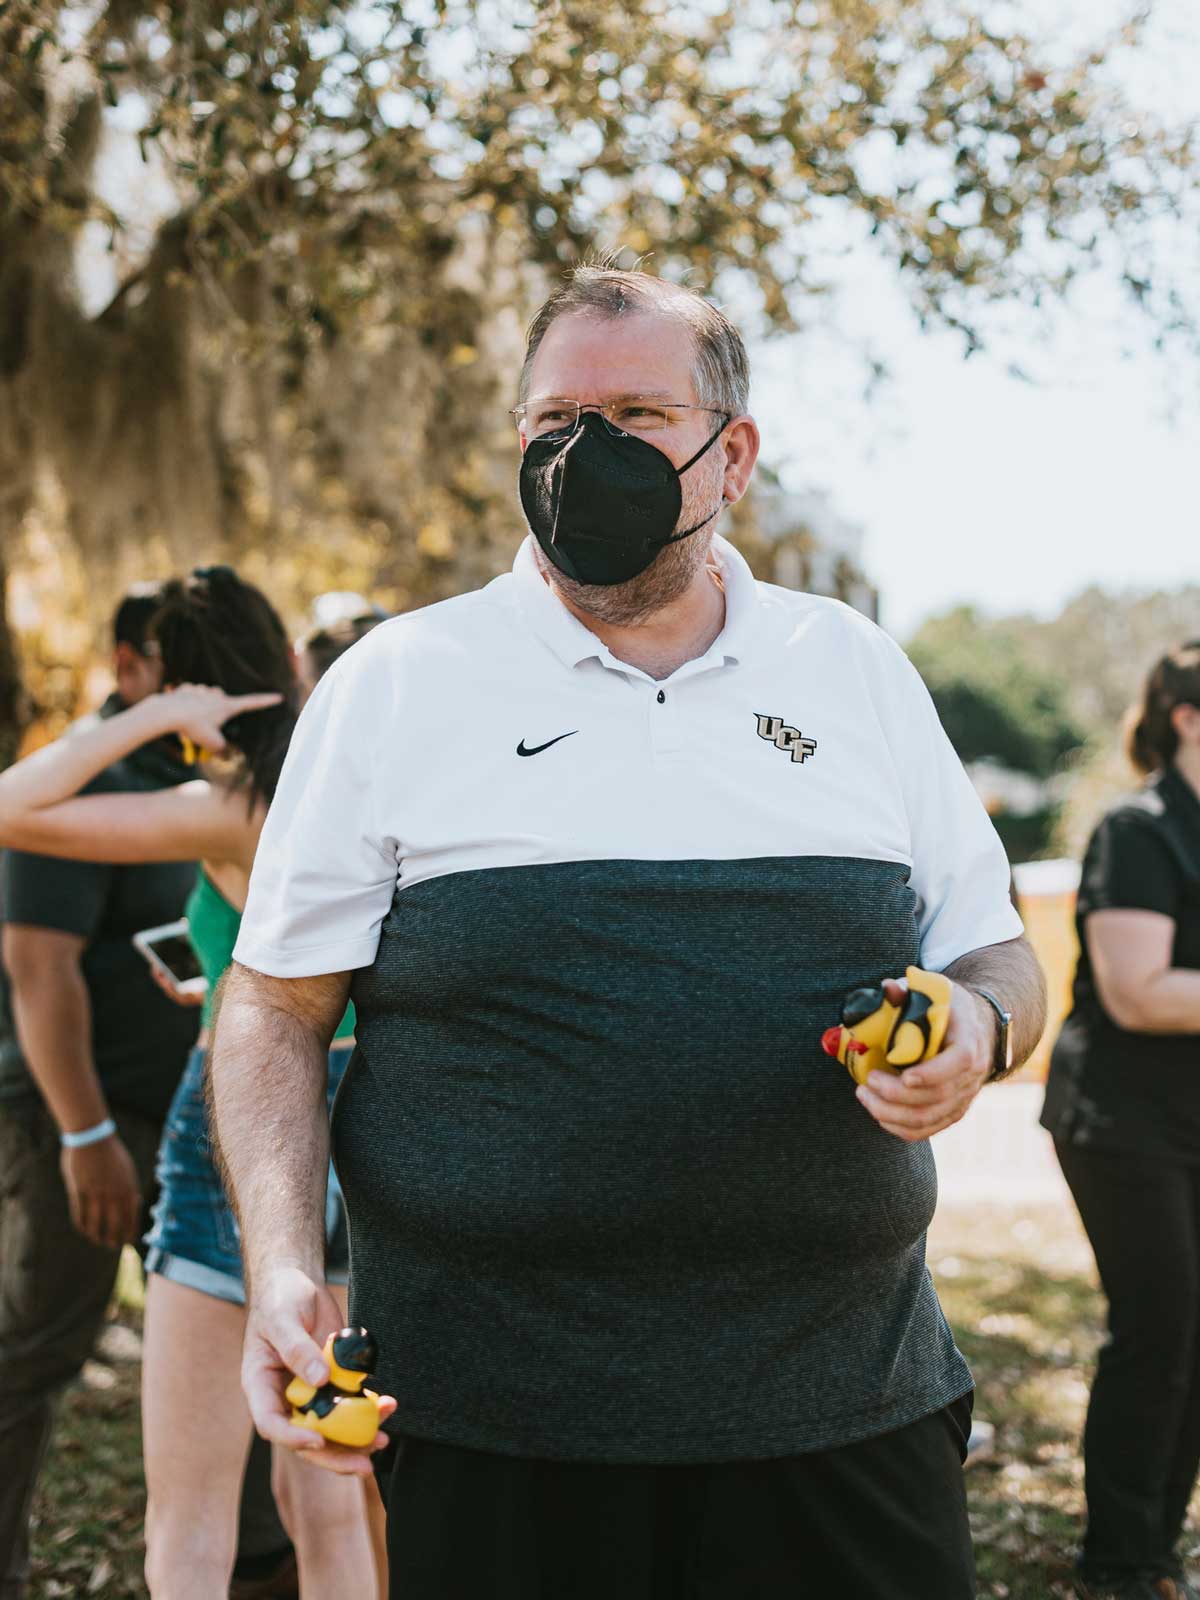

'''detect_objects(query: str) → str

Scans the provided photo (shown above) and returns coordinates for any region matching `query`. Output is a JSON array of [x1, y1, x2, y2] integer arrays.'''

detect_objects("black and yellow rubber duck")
[[284, 1327, 384, 1449], [821, 965, 953, 1087]]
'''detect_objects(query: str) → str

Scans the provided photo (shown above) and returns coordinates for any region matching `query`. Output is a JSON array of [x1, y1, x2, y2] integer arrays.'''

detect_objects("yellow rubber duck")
[[821, 965, 953, 1087], [284, 1327, 384, 1449]]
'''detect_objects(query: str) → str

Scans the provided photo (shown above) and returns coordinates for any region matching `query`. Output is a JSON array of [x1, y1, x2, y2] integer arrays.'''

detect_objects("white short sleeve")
[[233, 644, 399, 978], [867, 630, 1025, 972]]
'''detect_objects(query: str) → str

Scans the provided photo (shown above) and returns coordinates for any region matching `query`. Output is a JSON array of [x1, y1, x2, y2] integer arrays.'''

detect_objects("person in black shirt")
[[0, 590, 296, 1600], [1042, 640, 1200, 1600], [0, 587, 197, 1597]]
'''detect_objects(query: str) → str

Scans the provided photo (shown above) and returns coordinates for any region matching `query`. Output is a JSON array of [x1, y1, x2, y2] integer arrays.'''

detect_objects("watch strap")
[[973, 987, 1014, 1082]]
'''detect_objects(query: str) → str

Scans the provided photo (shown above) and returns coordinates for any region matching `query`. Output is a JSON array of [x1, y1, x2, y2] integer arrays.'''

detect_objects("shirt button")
[[656, 690, 666, 704]]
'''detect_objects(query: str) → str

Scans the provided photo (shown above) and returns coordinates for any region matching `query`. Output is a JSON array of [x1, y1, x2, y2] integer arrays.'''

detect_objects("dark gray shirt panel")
[[336, 855, 971, 1462]]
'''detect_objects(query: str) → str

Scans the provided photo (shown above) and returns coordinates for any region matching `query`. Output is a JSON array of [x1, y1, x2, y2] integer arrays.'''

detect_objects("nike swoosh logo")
[[516, 731, 578, 758]]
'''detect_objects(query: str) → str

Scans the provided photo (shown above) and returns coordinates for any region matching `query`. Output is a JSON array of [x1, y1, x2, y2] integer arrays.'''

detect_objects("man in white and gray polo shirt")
[[211, 267, 1045, 1599]]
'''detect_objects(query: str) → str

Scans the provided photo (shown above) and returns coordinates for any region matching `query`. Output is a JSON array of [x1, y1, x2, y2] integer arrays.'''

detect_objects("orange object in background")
[[1010, 859, 1082, 1083]]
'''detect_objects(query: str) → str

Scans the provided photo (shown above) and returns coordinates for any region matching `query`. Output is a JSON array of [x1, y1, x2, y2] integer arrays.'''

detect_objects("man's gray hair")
[[519, 267, 750, 416]]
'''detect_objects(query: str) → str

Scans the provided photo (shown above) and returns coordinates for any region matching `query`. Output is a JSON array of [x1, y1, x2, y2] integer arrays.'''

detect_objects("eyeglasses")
[[511, 396, 729, 440]]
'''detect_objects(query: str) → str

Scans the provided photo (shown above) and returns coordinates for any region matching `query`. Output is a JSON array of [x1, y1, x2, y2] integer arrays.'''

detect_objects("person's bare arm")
[[2, 924, 142, 1248], [4, 926, 106, 1132], [207, 960, 394, 1475], [0, 686, 280, 863], [208, 962, 341, 1291], [855, 934, 1048, 1143], [1085, 910, 1200, 1034]]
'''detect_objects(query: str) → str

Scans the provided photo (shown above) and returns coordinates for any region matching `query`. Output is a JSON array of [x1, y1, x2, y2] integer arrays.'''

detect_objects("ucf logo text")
[[755, 713, 817, 765]]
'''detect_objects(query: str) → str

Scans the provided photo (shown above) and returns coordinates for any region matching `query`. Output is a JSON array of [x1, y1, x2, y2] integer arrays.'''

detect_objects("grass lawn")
[[26, 1200, 1195, 1598], [933, 1201, 1105, 1600], [27, 1312, 147, 1598]]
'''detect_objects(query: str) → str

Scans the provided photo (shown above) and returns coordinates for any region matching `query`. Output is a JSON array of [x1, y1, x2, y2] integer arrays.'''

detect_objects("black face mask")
[[518, 410, 727, 587]]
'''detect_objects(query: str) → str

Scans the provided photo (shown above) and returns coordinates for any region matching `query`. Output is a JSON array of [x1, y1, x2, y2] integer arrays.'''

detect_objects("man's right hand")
[[242, 1264, 396, 1477], [60, 1133, 142, 1250]]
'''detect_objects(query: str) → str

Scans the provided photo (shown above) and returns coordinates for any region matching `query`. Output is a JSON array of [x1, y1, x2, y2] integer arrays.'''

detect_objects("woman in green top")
[[0, 570, 391, 1599], [179, 861, 357, 1036]]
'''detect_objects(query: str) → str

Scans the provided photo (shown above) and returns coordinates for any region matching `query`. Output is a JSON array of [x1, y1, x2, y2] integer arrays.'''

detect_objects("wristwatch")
[[973, 988, 1014, 1081]]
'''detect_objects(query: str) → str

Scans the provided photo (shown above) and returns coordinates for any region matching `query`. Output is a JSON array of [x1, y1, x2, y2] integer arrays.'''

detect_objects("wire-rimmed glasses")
[[511, 396, 729, 440]]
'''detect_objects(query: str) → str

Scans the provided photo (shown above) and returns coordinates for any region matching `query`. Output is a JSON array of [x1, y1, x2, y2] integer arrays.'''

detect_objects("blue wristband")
[[61, 1118, 117, 1150]]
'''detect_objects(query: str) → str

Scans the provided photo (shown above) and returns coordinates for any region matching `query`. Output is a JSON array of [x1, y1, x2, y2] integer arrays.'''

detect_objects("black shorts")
[[374, 1393, 976, 1599]]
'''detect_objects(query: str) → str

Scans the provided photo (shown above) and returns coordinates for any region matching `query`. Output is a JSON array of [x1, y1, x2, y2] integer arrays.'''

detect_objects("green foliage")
[[908, 586, 1200, 859], [2, 0, 1193, 337], [909, 607, 1086, 778], [1008, 585, 1200, 733], [991, 806, 1061, 865], [0, 0, 1196, 763]]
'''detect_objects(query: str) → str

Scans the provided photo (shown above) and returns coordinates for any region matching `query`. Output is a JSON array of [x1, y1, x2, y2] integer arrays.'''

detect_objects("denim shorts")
[[144, 1041, 353, 1307]]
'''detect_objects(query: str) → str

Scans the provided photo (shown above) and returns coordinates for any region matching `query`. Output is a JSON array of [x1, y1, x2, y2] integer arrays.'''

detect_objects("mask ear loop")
[[665, 416, 730, 545], [675, 416, 729, 477]]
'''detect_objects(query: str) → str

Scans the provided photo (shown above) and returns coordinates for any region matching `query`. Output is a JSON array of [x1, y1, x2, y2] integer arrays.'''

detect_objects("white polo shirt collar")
[[511, 533, 759, 682], [235, 538, 1025, 986]]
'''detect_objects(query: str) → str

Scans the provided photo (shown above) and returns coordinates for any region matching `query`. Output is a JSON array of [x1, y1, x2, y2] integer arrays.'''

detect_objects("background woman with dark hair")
[[1042, 641, 1200, 1600], [0, 567, 390, 1599]]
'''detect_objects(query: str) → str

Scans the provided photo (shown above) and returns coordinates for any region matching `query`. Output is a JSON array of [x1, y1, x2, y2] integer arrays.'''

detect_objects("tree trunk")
[[0, 545, 27, 771]]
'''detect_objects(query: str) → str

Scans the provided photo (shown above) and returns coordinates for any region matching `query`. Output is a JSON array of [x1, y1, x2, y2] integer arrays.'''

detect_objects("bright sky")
[[752, 291, 1199, 644], [751, 0, 1200, 643], [82, 0, 1197, 649]]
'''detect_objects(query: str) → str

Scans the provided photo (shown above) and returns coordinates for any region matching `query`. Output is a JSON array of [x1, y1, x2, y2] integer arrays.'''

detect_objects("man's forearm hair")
[[942, 934, 1047, 1076], [205, 961, 344, 1298]]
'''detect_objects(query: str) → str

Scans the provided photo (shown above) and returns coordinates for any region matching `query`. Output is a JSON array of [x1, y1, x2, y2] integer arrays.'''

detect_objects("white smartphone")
[[132, 918, 209, 998]]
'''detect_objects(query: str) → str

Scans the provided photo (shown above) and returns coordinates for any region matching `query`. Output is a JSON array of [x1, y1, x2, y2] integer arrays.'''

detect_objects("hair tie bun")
[[191, 564, 239, 592]]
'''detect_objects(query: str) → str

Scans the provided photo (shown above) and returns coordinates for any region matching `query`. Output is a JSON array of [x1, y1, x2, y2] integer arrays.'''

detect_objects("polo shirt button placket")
[[649, 682, 684, 761]]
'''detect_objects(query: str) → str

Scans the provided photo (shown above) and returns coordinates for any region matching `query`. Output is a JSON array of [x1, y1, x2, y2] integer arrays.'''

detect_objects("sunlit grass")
[[29, 1307, 147, 1598], [930, 1200, 1200, 1599], [27, 1202, 1198, 1598]]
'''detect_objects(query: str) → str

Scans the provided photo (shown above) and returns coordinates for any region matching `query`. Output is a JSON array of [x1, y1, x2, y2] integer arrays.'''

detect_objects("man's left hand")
[[853, 978, 995, 1143]]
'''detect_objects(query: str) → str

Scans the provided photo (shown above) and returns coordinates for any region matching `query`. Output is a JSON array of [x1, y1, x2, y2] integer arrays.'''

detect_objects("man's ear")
[[720, 415, 760, 506]]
